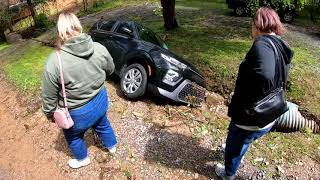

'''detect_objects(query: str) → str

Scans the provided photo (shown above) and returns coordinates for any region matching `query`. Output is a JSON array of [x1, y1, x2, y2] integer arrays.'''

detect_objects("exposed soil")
[[0, 73, 66, 180], [1, 4, 320, 180], [0, 72, 319, 180]]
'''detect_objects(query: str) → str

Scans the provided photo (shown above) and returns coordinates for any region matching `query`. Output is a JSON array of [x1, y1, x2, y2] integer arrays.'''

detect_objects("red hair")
[[253, 7, 285, 35]]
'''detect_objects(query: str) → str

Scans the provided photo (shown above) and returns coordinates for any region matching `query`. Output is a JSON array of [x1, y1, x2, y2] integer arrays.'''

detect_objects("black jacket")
[[228, 35, 294, 126]]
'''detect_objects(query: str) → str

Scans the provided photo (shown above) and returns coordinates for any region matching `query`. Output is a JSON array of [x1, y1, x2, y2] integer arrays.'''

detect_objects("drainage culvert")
[[274, 102, 320, 133]]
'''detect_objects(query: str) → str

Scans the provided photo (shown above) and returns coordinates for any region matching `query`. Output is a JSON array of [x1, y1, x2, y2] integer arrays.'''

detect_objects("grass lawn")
[[12, 17, 34, 32], [176, 0, 228, 10], [0, 43, 11, 51], [140, 1, 320, 117], [3, 42, 53, 92], [77, 0, 158, 17]]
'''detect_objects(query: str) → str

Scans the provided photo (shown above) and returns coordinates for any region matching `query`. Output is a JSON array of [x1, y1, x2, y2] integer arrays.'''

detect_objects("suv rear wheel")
[[234, 5, 245, 16], [282, 11, 294, 23], [120, 63, 148, 99]]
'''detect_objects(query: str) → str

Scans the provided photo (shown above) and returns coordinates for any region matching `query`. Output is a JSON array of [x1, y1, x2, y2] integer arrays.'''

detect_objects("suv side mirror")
[[121, 27, 133, 37]]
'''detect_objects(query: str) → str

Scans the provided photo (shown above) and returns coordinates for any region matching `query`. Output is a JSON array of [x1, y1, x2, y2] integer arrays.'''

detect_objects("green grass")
[[176, 0, 228, 10], [284, 44, 320, 116], [0, 43, 11, 51], [3, 43, 53, 91], [247, 132, 320, 174], [139, 12, 252, 93], [77, 0, 158, 17], [12, 16, 34, 32]]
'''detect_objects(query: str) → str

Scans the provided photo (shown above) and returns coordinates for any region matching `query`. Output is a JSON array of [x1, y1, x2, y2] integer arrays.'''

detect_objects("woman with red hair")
[[215, 7, 294, 179]]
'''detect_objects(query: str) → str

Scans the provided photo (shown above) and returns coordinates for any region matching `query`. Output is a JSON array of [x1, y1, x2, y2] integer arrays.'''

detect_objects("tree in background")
[[26, 0, 53, 22], [0, 1, 12, 42], [26, 0, 36, 20], [160, 0, 178, 30], [305, 0, 320, 21], [83, 0, 89, 11]]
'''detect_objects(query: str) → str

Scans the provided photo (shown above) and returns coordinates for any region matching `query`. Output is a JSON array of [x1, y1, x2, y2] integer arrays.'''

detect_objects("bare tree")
[[160, 0, 178, 30], [83, 0, 89, 11], [26, 0, 36, 19]]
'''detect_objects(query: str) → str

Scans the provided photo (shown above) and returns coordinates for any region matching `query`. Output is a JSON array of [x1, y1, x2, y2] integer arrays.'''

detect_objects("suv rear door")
[[110, 21, 137, 72], [91, 20, 117, 50]]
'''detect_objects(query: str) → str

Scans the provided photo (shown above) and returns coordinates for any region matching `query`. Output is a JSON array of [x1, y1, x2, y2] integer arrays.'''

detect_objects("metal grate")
[[177, 82, 206, 106]]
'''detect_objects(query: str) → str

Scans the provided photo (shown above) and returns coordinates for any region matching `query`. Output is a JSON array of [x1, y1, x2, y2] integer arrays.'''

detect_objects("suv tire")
[[234, 5, 245, 16], [120, 63, 147, 99], [282, 11, 294, 23]]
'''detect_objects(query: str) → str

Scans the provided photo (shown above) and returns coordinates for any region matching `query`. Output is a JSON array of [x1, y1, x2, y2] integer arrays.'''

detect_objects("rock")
[[133, 111, 144, 119], [206, 93, 224, 107], [95, 153, 111, 163], [254, 157, 264, 162], [276, 165, 284, 174], [194, 173, 199, 179], [24, 124, 30, 130]]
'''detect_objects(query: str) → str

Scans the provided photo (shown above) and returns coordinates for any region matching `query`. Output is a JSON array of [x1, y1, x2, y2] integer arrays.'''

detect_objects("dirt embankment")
[[0, 73, 66, 180]]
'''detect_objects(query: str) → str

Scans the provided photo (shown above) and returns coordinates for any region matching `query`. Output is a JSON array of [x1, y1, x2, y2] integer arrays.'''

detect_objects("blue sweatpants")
[[63, 86, 117, 160]]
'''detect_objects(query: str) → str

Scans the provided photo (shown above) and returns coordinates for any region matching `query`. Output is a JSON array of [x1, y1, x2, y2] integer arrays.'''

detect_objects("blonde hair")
[[57, 12, 82, 42]]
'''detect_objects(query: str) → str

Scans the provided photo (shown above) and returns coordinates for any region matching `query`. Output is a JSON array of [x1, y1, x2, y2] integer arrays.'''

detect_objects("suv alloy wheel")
[[282, 11, 294, 23], [234, 5, 245, 16], [120, 63, 148, 99]]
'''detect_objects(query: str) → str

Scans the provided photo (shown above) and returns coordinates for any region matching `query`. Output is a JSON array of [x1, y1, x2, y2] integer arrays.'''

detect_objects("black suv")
[[89, 20, 206, 105], [226, 0, 297, 23]]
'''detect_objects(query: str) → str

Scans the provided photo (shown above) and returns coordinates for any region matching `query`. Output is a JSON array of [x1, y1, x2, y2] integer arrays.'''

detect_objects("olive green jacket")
[[41, 34, 114, 118]]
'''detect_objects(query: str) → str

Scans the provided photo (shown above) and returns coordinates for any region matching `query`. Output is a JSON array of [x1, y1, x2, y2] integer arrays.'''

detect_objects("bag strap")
[[56, 51, 68, 110], [266, 37, 285, 89]]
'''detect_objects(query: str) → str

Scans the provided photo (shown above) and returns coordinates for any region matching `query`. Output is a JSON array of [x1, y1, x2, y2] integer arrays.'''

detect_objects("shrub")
[[244, 0, 302, 17], [34, 13, 49, 30], [304, 0, 320, 21]]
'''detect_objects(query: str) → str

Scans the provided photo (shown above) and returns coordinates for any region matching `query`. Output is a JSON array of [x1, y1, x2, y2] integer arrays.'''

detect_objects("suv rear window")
[[99, 21, 116, 31]]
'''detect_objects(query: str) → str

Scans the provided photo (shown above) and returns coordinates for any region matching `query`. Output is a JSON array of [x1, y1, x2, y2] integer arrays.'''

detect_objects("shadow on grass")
[[144, 123, 223, 178]]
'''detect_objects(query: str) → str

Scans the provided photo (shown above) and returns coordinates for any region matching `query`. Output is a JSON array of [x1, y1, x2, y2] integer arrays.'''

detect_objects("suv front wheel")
[[120, 63, 148, 99]]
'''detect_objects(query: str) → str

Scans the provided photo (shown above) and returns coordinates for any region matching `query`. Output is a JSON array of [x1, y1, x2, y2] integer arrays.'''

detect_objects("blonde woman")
[[41, 12, 117, 169]]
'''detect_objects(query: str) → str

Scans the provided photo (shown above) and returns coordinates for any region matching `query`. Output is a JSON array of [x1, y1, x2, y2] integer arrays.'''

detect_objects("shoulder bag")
[[244, 38, 288, 127], [53, 51, 74, 129]]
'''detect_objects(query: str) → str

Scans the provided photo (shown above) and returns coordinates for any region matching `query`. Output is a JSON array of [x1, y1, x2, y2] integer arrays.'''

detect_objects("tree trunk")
[[83, 0, 88, 11], [160, 0, 178, 30], [26, 0, 36, 20], [0, 28, 7, 43]]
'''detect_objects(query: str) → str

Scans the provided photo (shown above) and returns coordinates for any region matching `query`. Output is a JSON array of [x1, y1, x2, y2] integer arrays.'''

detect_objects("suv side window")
[[115, 22, 133, 36], [136, 24, 161, 46], [100, 21, 116, 31]]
